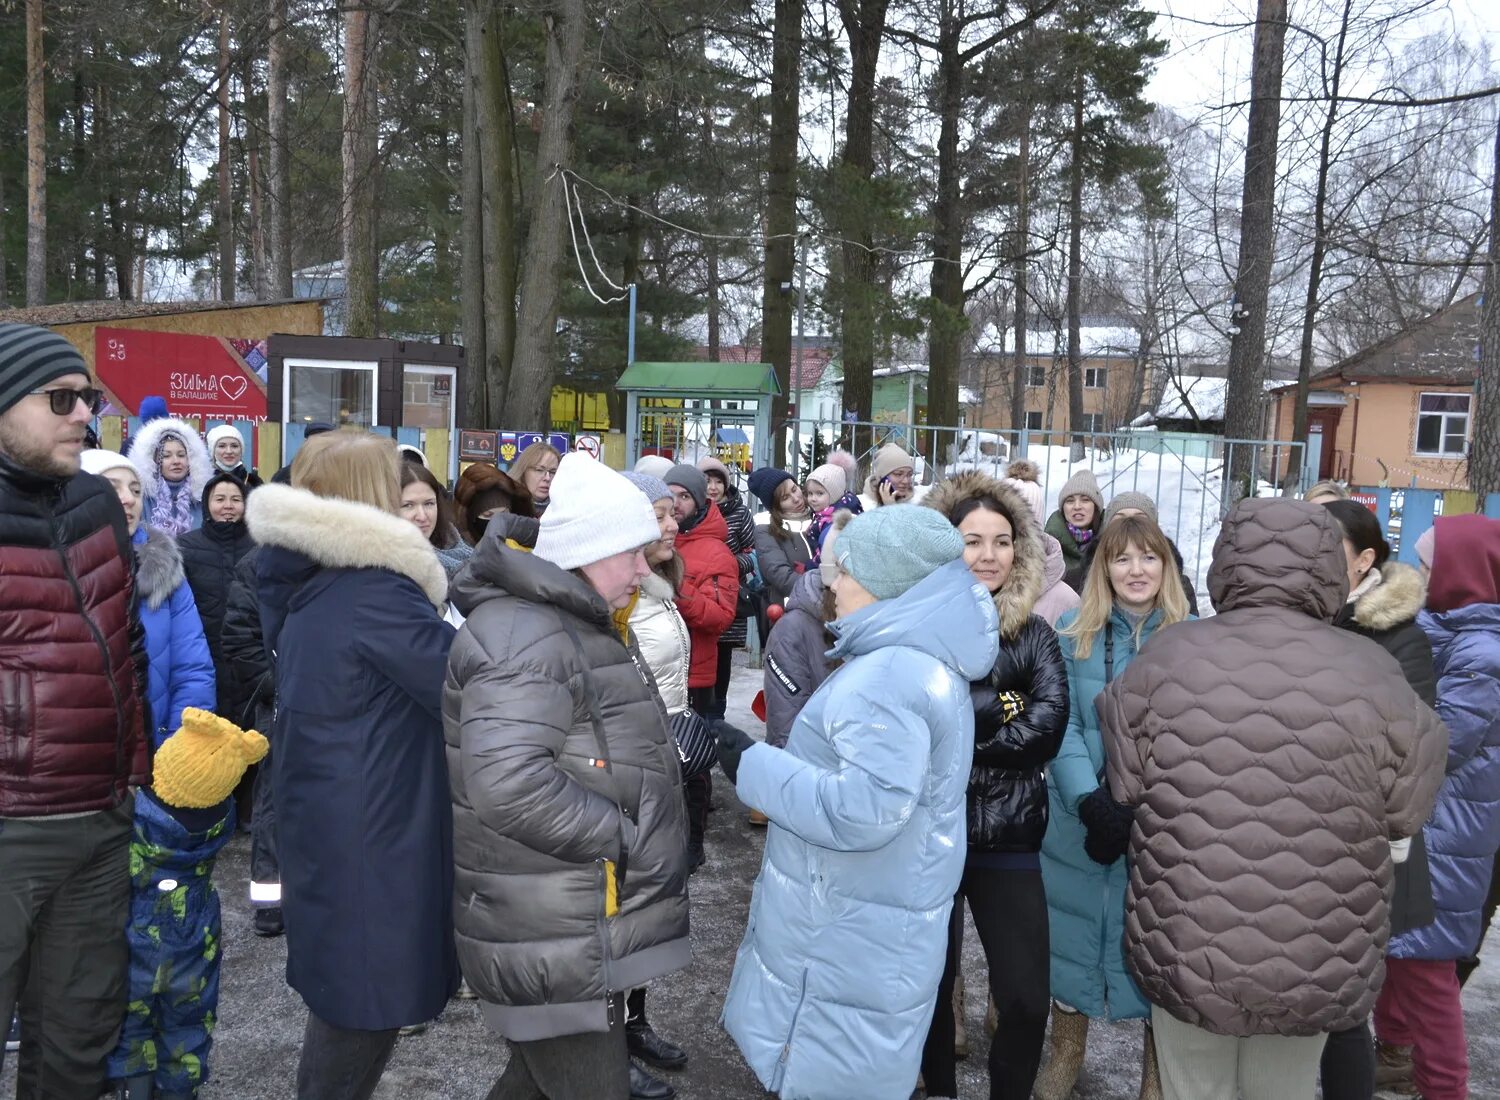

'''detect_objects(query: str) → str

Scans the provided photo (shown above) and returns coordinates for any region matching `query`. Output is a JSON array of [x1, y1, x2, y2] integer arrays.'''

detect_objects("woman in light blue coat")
[[716, 506, 1000, 1100], [1035, 514, 1191, 1100]]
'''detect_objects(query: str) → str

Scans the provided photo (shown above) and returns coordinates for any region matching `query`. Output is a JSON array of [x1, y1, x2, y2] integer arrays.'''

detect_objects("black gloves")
[[712, 720, 757, 785], [1078, 786, 1134, 866]]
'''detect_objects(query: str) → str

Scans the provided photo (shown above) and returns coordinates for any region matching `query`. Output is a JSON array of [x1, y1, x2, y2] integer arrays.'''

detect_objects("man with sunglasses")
[[0, 323, 150, 1097]]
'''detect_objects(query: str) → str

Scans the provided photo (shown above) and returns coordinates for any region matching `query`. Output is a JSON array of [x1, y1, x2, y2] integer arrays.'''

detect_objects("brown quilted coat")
[[1098, 498, 1447, 1038]]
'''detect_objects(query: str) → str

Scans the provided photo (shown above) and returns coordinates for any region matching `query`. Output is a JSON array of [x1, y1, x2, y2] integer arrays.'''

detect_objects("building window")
[[1084, 367, 1107, 389], [1415, 392, 1470, 457], [1080, 412, 1106, 433], [1026, 365, 1046, 388], [1024, 411, 1044, 431]]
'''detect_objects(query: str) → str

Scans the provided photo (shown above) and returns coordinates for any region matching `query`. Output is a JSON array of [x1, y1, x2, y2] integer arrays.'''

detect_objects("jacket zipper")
[[49, 511, 130, 790], [769, 965, 811, 1093], [596, 859, 615, 1010]]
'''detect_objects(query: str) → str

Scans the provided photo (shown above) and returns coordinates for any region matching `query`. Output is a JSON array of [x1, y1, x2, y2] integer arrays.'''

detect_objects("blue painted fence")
[[1354, 488, 1500, 564]]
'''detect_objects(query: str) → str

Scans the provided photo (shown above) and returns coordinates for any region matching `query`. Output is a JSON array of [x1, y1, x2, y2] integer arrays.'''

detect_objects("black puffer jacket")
[[219, 545, 272, 731], [1335, 562, 1438, 936], [177, 474, 255, 713], [924, 472, 1069, 853]]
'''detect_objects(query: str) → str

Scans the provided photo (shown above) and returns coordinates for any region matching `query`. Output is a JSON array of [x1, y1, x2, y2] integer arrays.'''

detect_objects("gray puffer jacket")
[[443, 515, 691, 1041], [1100, 498, 1448, 1038]]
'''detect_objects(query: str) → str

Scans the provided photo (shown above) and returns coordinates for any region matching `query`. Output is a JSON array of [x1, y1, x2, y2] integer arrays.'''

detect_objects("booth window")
[[1415, 392, 1469, 457], [287, 362, 375, 428]]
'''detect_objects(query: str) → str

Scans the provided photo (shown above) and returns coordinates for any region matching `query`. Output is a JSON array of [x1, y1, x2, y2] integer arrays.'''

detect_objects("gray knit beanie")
[[1104, 491, 1158, 526], [622, 470, 671, 504], [0, 324, 89, 417], [664, 464, 708, 510]]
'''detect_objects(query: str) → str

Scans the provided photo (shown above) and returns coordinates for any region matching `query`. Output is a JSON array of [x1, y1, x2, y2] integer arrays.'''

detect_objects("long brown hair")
[[1060, 514, 1190, 658], [399, 461, 459, 550], [768, 478, 807, 540]]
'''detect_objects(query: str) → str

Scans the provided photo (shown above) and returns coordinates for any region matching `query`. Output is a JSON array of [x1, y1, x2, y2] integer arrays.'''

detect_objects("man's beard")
[[0, 419, 80, 478]]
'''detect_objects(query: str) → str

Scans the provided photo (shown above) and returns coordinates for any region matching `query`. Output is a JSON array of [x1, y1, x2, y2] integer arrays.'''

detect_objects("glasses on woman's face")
[[534, 466, 558, 481], [29, 386, 104, 416]]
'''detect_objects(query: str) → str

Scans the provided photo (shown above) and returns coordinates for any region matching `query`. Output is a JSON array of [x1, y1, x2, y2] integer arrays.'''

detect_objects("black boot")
[[253, 907, 284, 937], [113, 1076, 154, 1099], [683, 774, 710, 875], [626, 989, 688, 1070], [628, 1061, 676, 1100]]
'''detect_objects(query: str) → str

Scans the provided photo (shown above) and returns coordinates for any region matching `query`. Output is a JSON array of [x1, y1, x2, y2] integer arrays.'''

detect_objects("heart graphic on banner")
[[220, 375, 248, 401]]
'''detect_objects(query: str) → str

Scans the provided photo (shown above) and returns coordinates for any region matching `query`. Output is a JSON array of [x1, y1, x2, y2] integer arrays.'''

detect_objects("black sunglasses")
[[30, 386, 105, 416]]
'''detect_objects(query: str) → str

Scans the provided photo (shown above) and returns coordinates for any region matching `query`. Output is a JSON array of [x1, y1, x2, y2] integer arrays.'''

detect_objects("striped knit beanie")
[[0, 324, 89, 417]]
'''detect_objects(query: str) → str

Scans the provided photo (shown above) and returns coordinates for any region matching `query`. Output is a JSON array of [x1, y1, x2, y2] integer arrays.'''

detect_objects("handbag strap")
[[556, 613, 632, 887]]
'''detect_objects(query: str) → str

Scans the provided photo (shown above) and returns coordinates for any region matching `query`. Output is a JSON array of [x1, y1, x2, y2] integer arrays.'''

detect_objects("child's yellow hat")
[[153, 708, 269, 809]]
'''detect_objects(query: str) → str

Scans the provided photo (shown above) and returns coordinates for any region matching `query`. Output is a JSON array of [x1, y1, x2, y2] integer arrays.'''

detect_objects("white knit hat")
[[80, 448, 137, 480], [205, 424, 242, 452], [532, 453, 661, 571]]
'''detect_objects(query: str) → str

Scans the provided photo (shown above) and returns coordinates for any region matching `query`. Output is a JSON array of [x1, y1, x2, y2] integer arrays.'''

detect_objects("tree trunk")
[[243, 53, 267, 300], [927, 1, 963, 463], [1468, 116, 1500, 502], [0, 167, 8, 307], [833, 0, 890, 445], [1011, 102, 1032, 439], [476, 1, 517, 421], [504, 0, 587, 429], [266, 0, 292, 297], [460, 6, 489, 427], [25, 0, 46, 306], [341, 2, 380, 337], [1066, 83, 1085, 458], [217, 9, 235, 301], [762, 0, 801, 451], [1223, 0, 1288, 496]]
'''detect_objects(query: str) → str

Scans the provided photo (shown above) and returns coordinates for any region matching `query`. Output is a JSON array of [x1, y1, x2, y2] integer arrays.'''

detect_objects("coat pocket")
[[0, 670, 36, 776]]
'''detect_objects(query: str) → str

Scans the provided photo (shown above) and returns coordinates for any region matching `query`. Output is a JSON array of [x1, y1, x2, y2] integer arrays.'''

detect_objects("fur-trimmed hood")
[[132, 526, 185, 611], [922, 471, 1045, 640], [245, 482, 448, 609], [1351, 562, 1427, 632], [640, 570, 675, 601], [125, 416, 213, 498]]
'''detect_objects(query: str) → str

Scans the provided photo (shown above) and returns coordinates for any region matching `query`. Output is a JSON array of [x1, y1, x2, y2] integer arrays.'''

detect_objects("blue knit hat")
[[748, 467, 794, 507], [139, 395, 169, 423], [622, 470, 671, 503], [834, 504, 964, 600]]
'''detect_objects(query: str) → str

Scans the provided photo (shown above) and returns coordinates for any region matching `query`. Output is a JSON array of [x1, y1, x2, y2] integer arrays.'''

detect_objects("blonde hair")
[[1060, 514, 1190, 658], [290, 430, 401, 515], [1305, 479, 1349, 503], [510, 441, 562, 502]]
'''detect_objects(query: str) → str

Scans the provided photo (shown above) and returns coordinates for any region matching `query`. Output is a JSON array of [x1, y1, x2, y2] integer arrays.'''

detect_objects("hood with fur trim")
[[245, 482, 448, 609], [133, 526, 186, 611], [125, 416, 213, 498], [1351, 562, 1426, 632], [922, 471, 1045, 640]]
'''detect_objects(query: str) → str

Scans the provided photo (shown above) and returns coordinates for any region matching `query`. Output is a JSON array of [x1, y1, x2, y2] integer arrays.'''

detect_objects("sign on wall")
[[94, 327, 269, 421], [459, 430, 498, 463], [574, 434, 601, 459]]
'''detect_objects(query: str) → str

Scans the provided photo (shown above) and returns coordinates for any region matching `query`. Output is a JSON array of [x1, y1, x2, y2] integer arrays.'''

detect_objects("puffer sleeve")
[[1382, 687, 1449, 840]]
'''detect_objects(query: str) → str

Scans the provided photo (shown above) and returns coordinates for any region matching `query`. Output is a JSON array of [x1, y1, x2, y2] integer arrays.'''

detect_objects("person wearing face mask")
[[716, 505, 1000, 1100], [919, 473, 1069, 1100], [445, 454, 690, 1100], [1036, 514, 1192, 1100], [126, 414, 213, 538], [661, 464, 738, 871], [510, 441, 561, 518], [401, 461, 472, 584], [81, 450, 216, 751], [205, 424, 263, 489], [1044, 469, 1104, 592], [454, 462, 534, 548]]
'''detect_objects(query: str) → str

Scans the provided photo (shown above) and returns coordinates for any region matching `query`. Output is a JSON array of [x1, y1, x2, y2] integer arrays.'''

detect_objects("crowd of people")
[[1, 319, 1499, 1100]]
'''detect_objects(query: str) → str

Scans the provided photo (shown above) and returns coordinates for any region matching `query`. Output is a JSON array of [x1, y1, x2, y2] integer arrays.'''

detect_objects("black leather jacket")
[[967, 612, 1069, 853]]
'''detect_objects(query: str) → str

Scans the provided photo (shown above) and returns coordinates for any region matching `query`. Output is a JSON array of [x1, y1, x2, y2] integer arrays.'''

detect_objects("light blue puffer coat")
[[1040, 605, 1175, 1020], [721, 558, 999, 1100], [133, 526, 215, 748]]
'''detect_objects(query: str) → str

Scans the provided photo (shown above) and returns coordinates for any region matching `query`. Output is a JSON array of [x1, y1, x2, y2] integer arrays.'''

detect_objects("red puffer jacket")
[[674, 501, 739, 689], [0, 454, 149, 816]]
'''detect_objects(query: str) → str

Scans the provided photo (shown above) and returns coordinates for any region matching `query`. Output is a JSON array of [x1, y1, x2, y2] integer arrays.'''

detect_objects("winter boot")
[[453, 976, 478, 1001], [626, 988, 688, 1070], [684, 774, 710, 874], [628, 1061, 675, 1100], [952, 972, 969, 1058], [113, 1076, 154, 1100], [1139, 1024, 1162, 1100], [253, 906, 284, 937], [1375, 1040, 1416, 1090], [1032, 1003, 1088, 1100]]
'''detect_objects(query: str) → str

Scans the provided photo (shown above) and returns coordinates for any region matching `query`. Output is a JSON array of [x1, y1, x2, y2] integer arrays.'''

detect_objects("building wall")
[[973, 352, 1143, 434], [49, 302, 324, 374]]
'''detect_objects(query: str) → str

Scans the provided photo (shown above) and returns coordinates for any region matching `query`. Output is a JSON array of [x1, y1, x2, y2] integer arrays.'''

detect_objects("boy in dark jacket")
[[107, 709, 268, 1100]]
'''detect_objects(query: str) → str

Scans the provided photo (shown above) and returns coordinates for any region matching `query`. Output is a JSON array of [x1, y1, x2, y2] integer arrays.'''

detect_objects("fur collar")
[[134, 527, 185, 611], [245, 482, 448, 609], [640, 571, 675, 601], [922, 471, 1045, 640], [125, 416, 213, 498], [1353, 562, 1426, 632]]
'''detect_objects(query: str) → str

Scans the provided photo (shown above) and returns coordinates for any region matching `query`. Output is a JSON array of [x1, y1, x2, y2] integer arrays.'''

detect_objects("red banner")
[[94, 327, 269, 421]]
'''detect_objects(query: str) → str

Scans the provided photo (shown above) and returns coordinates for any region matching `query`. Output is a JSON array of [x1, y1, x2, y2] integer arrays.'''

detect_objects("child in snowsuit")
[[107, 709, 269, 1099]]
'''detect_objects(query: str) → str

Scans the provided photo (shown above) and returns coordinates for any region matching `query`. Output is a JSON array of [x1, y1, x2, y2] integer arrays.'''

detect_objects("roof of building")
[[1310, 294, 1480, 385], [0, 297, 325, 328], [974, 319, 1141, 358], [617, 360, 781, 395], [696, 343, 835, 391]]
